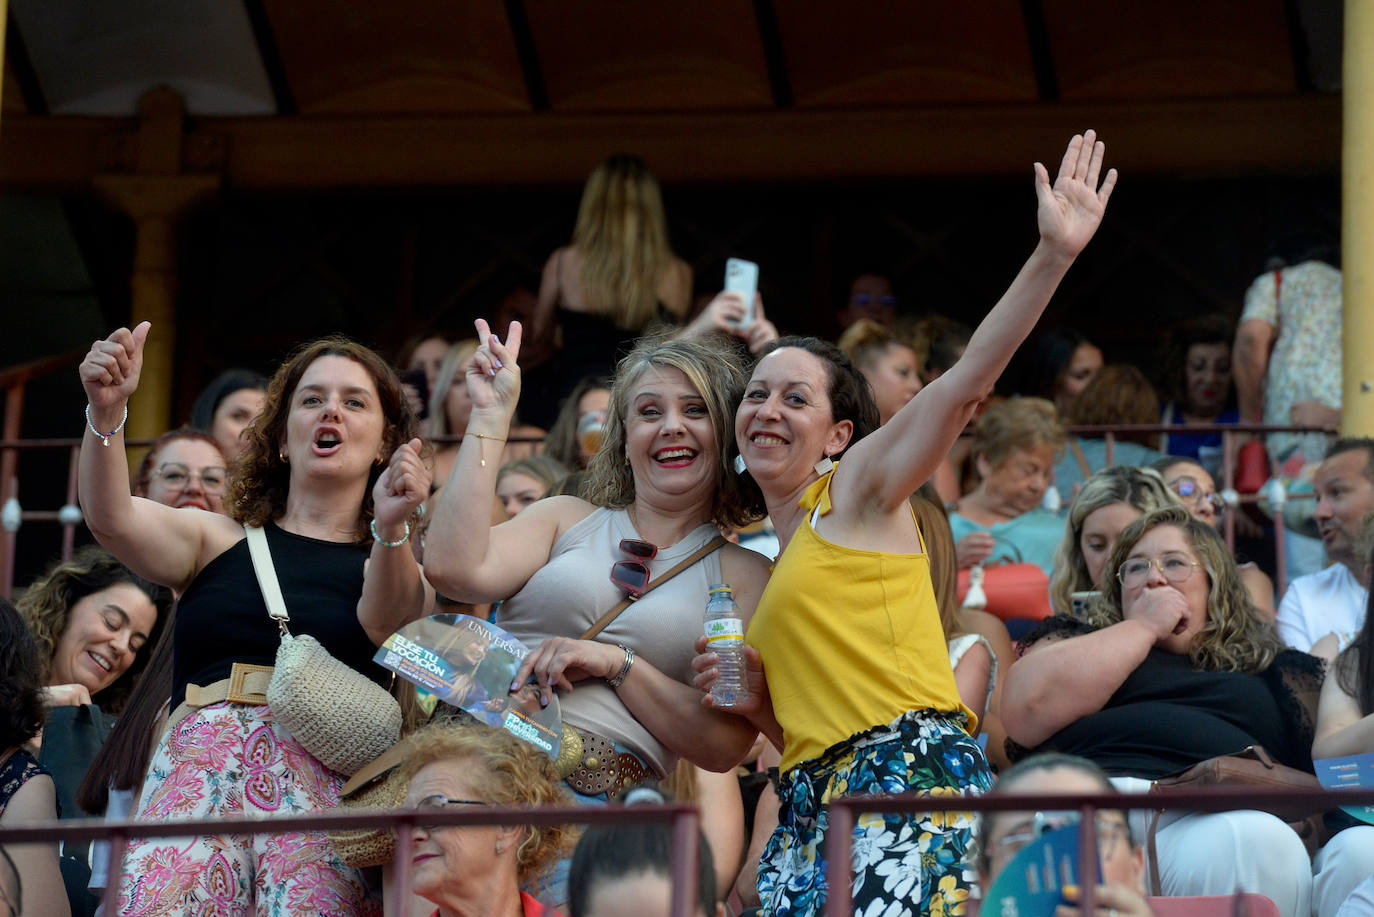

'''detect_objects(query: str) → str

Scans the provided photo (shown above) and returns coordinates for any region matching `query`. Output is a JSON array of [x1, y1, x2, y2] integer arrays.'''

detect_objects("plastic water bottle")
[[704, 584, 747, 706]]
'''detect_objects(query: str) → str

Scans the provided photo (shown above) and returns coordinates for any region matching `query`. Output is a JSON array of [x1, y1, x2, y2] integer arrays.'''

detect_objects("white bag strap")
[[244, 525, 291, 633]]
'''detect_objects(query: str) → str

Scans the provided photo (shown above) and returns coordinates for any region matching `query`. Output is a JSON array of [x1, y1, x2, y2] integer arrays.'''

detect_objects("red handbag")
[[956, 562, 1053, 623]]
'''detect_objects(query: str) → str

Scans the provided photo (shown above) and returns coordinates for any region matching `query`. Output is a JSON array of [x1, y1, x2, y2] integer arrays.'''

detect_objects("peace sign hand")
[[466, 319, 523, 419], [1034, 130, 1118, 260], [80, 322, 150, 416]]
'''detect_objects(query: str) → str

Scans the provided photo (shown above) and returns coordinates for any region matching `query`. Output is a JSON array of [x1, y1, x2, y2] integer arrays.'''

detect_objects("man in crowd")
[[1276, 438, 1374, 651]]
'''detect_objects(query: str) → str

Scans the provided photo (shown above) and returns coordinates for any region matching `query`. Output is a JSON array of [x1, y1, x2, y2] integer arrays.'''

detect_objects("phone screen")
[[724, 258, 759, 326]]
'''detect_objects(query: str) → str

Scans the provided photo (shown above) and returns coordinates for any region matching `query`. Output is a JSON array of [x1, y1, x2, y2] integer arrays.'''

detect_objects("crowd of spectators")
[[3, 139, 1370, 917]]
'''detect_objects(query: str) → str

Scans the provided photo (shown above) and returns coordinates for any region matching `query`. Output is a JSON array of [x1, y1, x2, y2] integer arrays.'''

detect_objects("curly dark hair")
[[228, 336, 425, 541], [15, 546, 172, 716], [0, 598, 46, 748], [1163, 313, 1235, 408], [753, 335, 881, 458]]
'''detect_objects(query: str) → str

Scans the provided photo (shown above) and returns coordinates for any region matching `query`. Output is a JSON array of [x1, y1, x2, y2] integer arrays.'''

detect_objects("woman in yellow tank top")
[[695, 132, 1117, 917]]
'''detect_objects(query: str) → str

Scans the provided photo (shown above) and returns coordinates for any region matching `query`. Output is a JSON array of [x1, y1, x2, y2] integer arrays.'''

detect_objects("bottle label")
[[705, 618, 745, 642]]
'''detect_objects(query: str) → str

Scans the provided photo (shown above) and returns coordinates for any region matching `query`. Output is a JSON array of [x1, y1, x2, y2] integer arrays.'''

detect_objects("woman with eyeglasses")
[[1003, 505, 1323, 917], [1152, 455, 1275, 617], [401, 721, 574, 917], [424, 326, 770, 801], [132, 427, 231, 515], [979, 753, 1149, 917]]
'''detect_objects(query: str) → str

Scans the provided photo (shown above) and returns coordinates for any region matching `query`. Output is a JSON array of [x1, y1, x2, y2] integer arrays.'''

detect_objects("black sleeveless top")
[[171, 522, 387, 709], [1008, 616, 1323, 779]]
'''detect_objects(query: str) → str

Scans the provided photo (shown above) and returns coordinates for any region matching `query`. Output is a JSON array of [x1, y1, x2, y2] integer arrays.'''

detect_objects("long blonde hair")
[[571, 153, 672, 331]]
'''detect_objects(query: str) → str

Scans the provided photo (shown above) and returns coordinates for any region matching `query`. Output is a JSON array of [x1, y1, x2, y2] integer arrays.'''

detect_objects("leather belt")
[[556, 726, 652, 798]]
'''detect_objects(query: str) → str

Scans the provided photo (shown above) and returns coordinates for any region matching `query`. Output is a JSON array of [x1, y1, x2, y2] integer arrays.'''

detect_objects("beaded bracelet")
[[605, 644, 635, 689], [369, 518, 411, 548], [85, 404, 128, 447]]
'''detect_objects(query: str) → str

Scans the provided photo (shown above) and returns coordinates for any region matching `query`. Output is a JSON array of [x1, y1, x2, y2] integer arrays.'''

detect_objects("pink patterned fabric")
[[116, 701, 379, 917]]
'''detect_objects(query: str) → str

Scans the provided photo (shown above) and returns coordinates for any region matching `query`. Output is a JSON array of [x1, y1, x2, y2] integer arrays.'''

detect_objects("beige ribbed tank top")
[[496, 507, 722, 777]]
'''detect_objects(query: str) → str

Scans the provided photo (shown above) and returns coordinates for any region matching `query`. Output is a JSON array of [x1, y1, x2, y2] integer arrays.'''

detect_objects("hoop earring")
[[813, 455, 834, 477]]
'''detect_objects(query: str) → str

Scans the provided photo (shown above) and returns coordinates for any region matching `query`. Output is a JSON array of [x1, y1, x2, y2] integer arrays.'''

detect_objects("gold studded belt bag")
[[555, 725, 653, 797]]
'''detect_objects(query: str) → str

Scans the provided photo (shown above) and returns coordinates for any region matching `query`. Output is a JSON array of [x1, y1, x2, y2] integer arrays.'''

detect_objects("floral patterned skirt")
[[758, 709, 993, 917], [116, 701, 379, 917]]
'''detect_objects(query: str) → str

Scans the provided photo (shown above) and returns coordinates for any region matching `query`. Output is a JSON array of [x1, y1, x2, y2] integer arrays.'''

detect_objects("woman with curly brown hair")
[[78, 323, 434, 916], [401, 722, 574, 917], [19, 545, 172, 715], [1003, 505, 1323, 917]]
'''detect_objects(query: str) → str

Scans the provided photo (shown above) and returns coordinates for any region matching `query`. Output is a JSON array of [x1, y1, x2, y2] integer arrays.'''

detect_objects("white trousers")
[[1336, 876, 1374, 917], [1113, 778, 1313, 917], [1314, 827, 1374, 917]]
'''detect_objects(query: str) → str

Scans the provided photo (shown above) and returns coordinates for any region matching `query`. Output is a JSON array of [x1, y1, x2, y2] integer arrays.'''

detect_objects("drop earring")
[[733, 454, 748, 475], [279, 449, 288, 464], [813, 454, 834, 477]]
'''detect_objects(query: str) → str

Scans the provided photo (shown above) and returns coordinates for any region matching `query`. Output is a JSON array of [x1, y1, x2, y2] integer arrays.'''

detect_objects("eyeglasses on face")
[[993, 811, 1130, 862], [610, 538, 657, 599], [1117, 552, 1200, 588], [403, 794, 490, 832], [154, 462, 229, 495], [1169, 475, 1226, 515]]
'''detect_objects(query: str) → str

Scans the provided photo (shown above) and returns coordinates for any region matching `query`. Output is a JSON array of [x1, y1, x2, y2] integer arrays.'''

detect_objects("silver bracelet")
[[606, 644, 635, 689], [85, 404, 128, 447], [369, 518, 411, 547]]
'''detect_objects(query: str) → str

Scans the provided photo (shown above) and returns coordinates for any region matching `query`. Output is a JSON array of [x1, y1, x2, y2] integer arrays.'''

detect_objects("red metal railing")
[[821, 786, 1374, 917], [3, 787, 1371, 917]]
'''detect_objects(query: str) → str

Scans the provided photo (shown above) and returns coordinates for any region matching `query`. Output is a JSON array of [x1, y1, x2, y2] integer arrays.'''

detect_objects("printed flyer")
[[377, 614, 562, 759]]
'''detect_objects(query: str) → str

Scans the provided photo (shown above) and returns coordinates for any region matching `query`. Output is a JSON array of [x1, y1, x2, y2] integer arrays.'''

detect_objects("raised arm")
[[77, 323, 234, 591], [423, 320, 569, 602], [835, 132, 1116, 512], [357, 437, 435, 644]]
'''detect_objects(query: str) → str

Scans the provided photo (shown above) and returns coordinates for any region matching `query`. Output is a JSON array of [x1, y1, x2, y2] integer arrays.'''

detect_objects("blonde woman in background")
[[533, 154, 693, 399], [836, 319, 923, 425], [1048, 465, 1178, 616], [428, 339, 481, 487]]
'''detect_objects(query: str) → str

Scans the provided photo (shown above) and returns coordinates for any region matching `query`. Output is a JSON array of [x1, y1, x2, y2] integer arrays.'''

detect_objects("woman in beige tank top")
[[425, 324, 771, 785]]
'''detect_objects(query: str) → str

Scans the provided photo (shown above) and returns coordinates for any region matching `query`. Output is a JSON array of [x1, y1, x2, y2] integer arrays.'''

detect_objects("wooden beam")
[[0, 95, 1340, 191]]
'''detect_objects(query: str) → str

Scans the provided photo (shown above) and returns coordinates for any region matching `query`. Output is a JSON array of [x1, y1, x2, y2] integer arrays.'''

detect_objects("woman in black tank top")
[[78, 327, 434, 916]]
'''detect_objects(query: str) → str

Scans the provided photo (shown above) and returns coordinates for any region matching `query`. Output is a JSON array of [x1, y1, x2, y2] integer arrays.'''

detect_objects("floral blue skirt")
[[758, 709, 993, 917]]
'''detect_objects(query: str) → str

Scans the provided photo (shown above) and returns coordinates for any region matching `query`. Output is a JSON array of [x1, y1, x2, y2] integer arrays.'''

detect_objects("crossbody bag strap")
[[1069, 437, 1092, 478], [579, 534, 728, 641], [244, 524, 291, 633]]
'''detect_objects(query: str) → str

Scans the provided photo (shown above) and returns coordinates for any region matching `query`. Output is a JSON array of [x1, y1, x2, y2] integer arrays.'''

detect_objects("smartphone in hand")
[[724, 258, 759, 326]]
